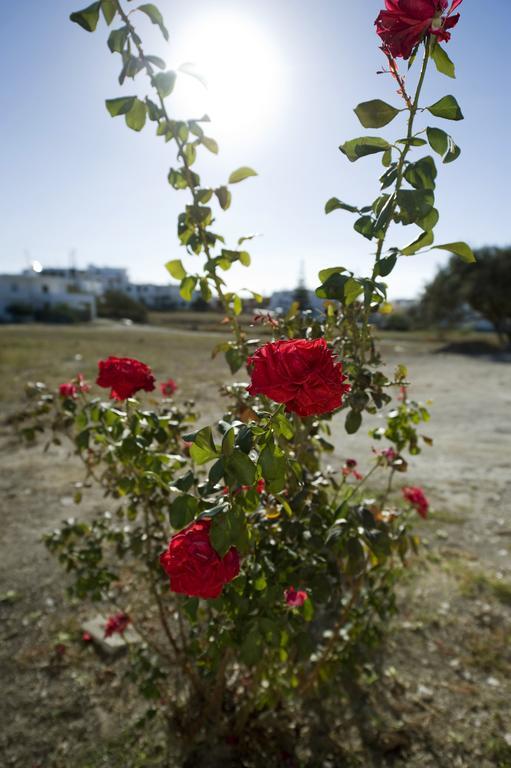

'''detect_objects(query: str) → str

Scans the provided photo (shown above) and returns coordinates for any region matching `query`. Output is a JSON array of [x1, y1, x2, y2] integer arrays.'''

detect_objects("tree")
[[97, 290, 148, 323], [419, 247, 511, 345]]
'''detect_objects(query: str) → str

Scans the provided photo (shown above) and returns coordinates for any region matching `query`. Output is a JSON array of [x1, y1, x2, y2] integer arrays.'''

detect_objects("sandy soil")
[[1, 327, 510, 767]]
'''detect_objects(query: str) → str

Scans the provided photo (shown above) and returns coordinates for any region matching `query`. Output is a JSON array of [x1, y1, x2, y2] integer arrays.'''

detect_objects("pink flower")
[[402, 486, 429, 519], [284, 586, 308, 608], [82, 631, 92, 643], [104, 612, 131, 638], [375, 0, 463, 60], [160, 378, 177, 397]]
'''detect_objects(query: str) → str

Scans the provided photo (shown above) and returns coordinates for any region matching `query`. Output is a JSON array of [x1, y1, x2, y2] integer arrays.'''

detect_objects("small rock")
[[504, 734, 511, 747], [486, 676, 500, 688], [436, 529, 449, 540], [417, 684, 434, 702], [81, 615, 141, 656]]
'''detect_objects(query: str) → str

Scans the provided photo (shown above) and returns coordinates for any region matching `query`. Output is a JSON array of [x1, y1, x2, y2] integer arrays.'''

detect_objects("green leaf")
[[228, 167, 258, 184], [138, 3, 169, 41], [145, 54, 166, 70], [70, 2, 101, 32], [221, 428, 235, 457], [376, 254, 397, 277], [400, 229, 434, 256], [318, 266, 349, 283], [168, 494, 199, 529], [259, 443, 286, 494], [427, 126, 449, 157], [354, 215, 374, 240], [107, 25, 129, 52], [179, 275, 197, 301], [417, 206, 439, 232], [325, 197, 358, 214], [125, 98, 147, 131], [443, 138, 461, 164], [202, 136, 219, 154], [344, 278, 364, 306], [340, 137, 390, 162], [232, 295, 242, 316], [316, 272, 350, 301], [396, 137, 427, 147], [434, 242, 475, 263], [354, 99, 400, 129], [186, 426, 219, 465], [105, 96, 135, 117], [225, 347, 245, 374], [165, 259, 186, 280], [404, 156, 437, 190], [101, 0, 116, 25], [396, 189, 434, 226], [427, 95, 463, 121], [239, 251, 251, 267], [153, 71, 177, 99], [225, 449, 256, 486], [431, 43, 455, 79], [210, 515, 232, 559], [345, 410, 362, 435], [215, 186, 231, 211]]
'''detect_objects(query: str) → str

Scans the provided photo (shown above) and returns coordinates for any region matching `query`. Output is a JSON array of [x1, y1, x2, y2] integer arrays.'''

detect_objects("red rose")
[[284, 586, 308, 608], [104, 612, 130, 638], [59, 382, 77, 398], [375, 0, 463, 60], [247, 339, 349, 419], [96, 356, 155, 401], [160, 519, 240, 599], [402, 485, 429, 519], [160, 378, 177, 397]]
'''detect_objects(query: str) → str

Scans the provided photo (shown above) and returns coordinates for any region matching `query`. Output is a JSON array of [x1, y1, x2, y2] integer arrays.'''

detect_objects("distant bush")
[[382, 313, 412, 332], [98, 290, 148, 323]]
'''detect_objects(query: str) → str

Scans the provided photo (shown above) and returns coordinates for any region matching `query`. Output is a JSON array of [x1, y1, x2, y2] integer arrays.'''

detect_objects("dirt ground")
[[1, 323, 511, 767]]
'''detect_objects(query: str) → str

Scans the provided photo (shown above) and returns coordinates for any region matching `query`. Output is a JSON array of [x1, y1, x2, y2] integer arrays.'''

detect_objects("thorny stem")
[[114, 0, 245, 349], [373, 40, 431, 274]]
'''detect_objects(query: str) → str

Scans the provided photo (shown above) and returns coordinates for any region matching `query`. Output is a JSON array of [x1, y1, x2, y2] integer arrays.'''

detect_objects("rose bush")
[[12, 0, 474, 763]]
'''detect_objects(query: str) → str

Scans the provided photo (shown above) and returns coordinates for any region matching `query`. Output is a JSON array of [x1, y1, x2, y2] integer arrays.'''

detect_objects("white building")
[[0, 274, 96, 321], [124, 283, 188, 310]]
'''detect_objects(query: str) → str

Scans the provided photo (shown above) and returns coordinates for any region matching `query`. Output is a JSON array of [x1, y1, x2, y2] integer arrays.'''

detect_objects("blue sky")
[[2, 0, 510, 298]]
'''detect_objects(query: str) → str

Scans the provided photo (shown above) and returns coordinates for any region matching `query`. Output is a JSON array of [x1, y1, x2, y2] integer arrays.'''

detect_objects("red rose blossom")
[[402, 485, 429, 519], [104, 612, 131, 638], [375, 0, 463, 60], [96, 356, 155, 401], [160, 378, 177, 397], [59, 382, 77, 398], [160, 519, 240, 600], [247, 338, 349, 419], [284, 586, 308, 608]]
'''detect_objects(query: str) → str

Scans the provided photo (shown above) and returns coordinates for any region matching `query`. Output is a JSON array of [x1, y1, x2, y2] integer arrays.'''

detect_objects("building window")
[[42, 284, 49, 293]]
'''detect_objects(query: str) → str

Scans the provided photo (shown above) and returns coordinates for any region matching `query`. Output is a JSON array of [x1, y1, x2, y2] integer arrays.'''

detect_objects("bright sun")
[[171, 11, 283, 143]]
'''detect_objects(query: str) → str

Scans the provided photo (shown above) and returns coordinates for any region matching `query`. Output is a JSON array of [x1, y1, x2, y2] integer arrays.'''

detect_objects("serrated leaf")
[[354, 99, 400, 129], [325, 197, 358, 214], [101, 0, 117, 25], [434, 242, 475, 263], [165, 259, 186, 280], [427, 95, 463, 121], [138, 3, 169, 41], [179, 275, 197, 301], [107, 25, 129, 52], [340, 136, 390, 162], [400, 229, 434, 256], [125, 98, 147, 131], [427, 126, 449, 156], [153, 70, 177, 99], [228, 167, 258, 184], [214, 186, 231, 210], [105, 96, 136, 117], [431, 43, 455, 78], [70, 2, 101, 32], [202, 136, 219, 154], [376, 254, 397, 277]]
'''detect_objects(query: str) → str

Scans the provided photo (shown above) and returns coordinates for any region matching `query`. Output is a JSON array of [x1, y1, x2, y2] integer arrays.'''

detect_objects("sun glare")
[[171, 11, 283, 143]]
